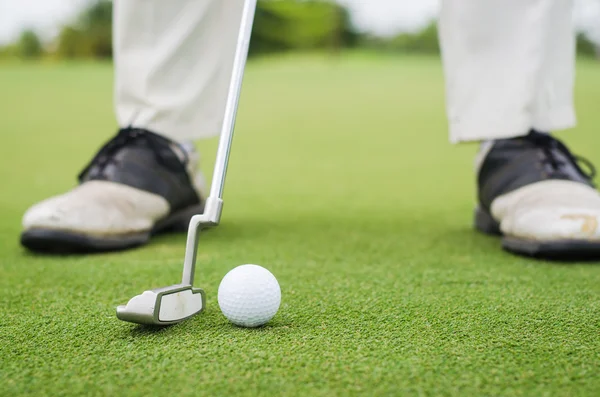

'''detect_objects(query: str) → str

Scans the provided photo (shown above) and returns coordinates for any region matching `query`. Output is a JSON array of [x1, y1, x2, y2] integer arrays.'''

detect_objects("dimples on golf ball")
[[218, 264, 281, 328]]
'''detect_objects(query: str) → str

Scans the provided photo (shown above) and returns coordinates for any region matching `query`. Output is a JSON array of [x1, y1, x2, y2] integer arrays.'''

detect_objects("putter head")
[[116, 284, 205, 325]]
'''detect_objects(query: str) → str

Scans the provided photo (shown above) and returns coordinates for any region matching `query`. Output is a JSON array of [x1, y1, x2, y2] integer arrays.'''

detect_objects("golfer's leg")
[[21, 0, 248, 253], [439, 0, 576, 143], [114, 0, 245, 141], [440, 0, 600, 259], [530, 0, 576, 133]]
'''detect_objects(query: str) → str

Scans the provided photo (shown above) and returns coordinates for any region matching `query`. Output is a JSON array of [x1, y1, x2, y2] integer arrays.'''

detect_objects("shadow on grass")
[[20, 217, 600, 267], [442, 226, 600, 266], [17, 223, 234, 259], [122, 315, 293, 339], [127, 324, 180, 336], [504, 250, 600, 265]]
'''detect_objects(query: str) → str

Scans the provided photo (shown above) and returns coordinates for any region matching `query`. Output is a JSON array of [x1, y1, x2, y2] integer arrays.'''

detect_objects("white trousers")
[[113, 0, 577, 143]]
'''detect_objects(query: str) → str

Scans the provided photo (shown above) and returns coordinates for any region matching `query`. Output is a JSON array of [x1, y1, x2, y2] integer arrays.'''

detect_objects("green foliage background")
[[1, 0, 598, 60]]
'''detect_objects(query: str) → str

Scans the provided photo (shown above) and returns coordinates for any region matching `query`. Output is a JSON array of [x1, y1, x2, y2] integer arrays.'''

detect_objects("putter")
[[116, 0, 258, 325]]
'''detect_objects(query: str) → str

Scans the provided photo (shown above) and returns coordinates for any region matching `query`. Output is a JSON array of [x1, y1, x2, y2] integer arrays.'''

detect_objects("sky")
[[0, 0, 599, 45]]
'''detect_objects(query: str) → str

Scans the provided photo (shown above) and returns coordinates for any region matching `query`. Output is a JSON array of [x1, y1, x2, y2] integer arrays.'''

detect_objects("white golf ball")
[[218, 264, 281, 328]]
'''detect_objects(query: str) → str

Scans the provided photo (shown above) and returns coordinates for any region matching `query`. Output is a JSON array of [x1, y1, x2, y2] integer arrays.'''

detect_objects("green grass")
[[1, 53, 600, 396]]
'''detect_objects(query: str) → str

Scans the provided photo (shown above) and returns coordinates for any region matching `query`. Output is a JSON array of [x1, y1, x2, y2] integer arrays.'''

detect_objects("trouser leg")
[[113, 0, 246, 141], [438, 0, 576, 143]]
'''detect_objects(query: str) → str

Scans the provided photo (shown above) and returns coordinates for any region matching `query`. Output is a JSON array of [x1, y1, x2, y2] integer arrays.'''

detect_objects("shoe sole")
[[20, 203, 204, 254], [474, 207, 600, 260]]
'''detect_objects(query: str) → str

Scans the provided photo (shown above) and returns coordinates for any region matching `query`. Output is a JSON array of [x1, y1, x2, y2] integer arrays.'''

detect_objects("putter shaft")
[[181, 0, 258, 286]]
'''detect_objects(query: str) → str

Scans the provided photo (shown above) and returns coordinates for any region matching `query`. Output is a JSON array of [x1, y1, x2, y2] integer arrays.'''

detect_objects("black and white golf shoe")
[[21, 128, 205, 253], [475, 130, 600, 260]]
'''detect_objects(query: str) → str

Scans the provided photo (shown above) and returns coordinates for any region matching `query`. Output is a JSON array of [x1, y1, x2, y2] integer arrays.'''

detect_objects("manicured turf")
[[1, 53, 600, 396]]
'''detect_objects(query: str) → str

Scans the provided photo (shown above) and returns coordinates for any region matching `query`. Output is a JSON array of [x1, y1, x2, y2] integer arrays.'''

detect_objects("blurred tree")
[[250, 0, 359, 55], [357, 22, 441, 55], [409, 23, 440, 54], [17, 29, 43, 59], [55, 0, 112, 59], [366, 23, 600, 61], [328, 3, 360, 52], [0, 44, 17, 59], [388, 22, 440, 54], [79, 0, 113, 58], [56, 27, 86, 59], [577, 33, 599, 59]]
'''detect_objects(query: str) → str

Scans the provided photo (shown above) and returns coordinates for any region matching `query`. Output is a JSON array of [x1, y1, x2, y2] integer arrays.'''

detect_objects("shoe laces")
[[528, 130, 596, 182], [78, 127, 188, 181]]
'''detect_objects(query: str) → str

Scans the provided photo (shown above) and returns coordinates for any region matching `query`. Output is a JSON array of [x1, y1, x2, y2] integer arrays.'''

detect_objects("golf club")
[[116, 0, 258, 325]]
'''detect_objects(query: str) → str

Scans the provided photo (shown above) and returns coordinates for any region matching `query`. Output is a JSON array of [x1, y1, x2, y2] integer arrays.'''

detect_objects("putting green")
[[1, 53, 600, 396]]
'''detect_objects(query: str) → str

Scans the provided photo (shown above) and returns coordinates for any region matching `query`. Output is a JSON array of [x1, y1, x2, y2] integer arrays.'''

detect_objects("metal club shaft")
[[180, 0, 258, 286]]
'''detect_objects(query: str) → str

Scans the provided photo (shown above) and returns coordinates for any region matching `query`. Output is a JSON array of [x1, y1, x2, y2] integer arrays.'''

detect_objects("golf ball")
[[218, 264, 281, 328]]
